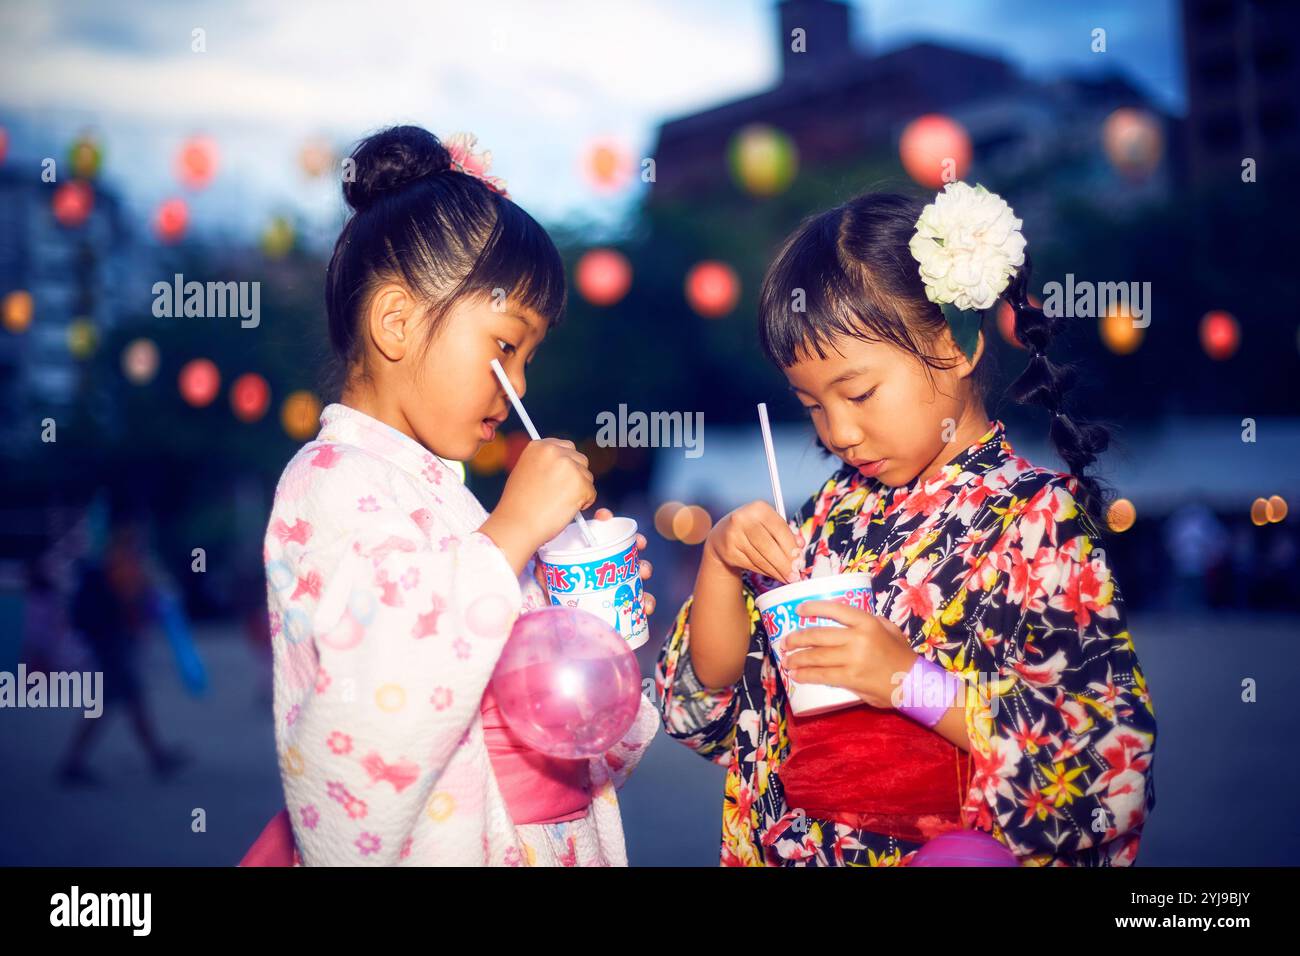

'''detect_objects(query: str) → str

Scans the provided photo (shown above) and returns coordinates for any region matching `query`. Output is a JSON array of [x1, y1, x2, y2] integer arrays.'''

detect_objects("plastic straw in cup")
[[757, 402, 786, 521], [490, 359, 597, 547]]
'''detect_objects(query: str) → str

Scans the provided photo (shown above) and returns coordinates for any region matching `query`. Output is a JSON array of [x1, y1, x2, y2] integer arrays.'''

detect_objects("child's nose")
[[825, 405, 863, 450]]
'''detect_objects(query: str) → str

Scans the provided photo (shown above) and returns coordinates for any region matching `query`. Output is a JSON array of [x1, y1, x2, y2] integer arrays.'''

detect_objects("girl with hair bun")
[[656, 183, 1156, 866], [251, 125, 659, 866]]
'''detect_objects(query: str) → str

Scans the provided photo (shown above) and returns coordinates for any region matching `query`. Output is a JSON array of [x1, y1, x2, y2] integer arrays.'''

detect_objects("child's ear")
[[943, 325, 985, 380], [960, 329, 986, 378], [366, 283, 413, 361]]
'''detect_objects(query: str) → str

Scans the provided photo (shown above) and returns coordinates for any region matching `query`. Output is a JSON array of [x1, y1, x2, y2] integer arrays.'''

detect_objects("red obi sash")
[[780, 700, 971, 844]]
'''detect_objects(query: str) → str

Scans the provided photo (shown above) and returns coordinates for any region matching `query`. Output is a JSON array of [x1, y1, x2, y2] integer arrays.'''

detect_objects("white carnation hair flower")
[[908, 182, 1027, 312]]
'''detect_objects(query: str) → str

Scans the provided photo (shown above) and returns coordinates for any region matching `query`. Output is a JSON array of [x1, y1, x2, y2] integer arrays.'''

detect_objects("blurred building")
[[0, 163, 146, 444], [650, 0, 1174, 206], [1181, 0, 1300, 184]]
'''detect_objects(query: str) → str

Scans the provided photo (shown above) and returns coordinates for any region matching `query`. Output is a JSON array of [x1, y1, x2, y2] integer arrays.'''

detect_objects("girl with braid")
[[654, 183, 1156, 866]]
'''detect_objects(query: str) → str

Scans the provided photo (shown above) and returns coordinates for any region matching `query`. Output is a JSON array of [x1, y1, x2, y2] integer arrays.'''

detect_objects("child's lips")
[[854, 458, 886, 477], [480, 417, 502, 441]]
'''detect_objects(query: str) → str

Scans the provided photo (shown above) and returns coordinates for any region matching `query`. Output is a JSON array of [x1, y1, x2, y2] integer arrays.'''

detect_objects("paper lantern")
[[122, 338, 160, 384], [176, 135, 218, 189], [155, 198, 189, 244], [231, 372, 271, 422], [52, 180, 94, 227], [575, 248, 632, 306], [179, 358, 220, 407], [280, 390, 322, 440], [685, 260, 740, 318], [728, 124, 798, 196], [1199, 310, 1239, 360], [1103, 108, 1163, 180], [899, 115, 971, 189]]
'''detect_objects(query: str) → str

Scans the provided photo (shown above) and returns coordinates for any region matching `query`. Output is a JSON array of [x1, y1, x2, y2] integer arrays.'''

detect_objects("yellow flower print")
[[867, 846, 903, 866], [941, 587, 968, 626], [1041, 761, 1087, 806], [1133, 666, 1154, 716]]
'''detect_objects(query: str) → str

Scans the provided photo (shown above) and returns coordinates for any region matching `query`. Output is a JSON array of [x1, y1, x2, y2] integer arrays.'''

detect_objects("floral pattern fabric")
[[655, 420, 1156, 866]]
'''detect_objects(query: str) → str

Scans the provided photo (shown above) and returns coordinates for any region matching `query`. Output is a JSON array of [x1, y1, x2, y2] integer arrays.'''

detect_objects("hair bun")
[[343, 125, 452, 213]]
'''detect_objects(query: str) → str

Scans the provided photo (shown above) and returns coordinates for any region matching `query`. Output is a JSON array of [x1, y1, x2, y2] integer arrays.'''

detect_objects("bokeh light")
[[179, 358, 220, 407], [1199, 310, 1239, 360], [575, 248, 632, 307], [231, 372, 271, 423], [155, 198, 189, 244], [0, 127, 8, 165], [685, 260, 740, 318], [1250, 497, 1270, 526], [1100, 306, 1144, 354], [68, 133, 102, 179], [66, 318, 97, 359], [1266, 495, 1288, 523], [469, 432, 507, 475], [899, 114, 971, 189], [299, 137, 334, 178], [52, 180, 94, 227], [2, 290, 33, 333], [1102, 108, 1163, 180], [672, 505, 713, 545], [1106, 497, 1137, 533], [654, 501, 685, 541], [261, 216, 295, 259], [281, 390, 322, 440], [121, 338, 160, 384], [176, 135, 219, 189], [582, 139, 633, 192], [728, 124, 798, 196]]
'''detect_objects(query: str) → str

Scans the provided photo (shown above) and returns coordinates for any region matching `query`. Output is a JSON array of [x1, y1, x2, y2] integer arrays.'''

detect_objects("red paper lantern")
[[231, 372, 271, 422], [1200, 310, 1239, 360], [52, 180, 94, 227], [155, 198, 189, 243], [575, 248, 632, 307], [899, 115, 972, 189], [179, 358, 220, 407], [176, 135, 218, 189], [685, 261, 740, 318]]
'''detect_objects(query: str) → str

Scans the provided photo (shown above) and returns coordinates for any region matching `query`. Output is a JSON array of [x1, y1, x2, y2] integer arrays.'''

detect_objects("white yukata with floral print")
[[264, 402, 659, 866]]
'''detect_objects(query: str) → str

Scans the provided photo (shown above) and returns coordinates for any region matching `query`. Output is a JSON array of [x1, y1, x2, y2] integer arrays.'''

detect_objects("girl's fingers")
[[787, 665, 851, 689], [783, 626, 849, 651], [643, 593, 656, 616], [636, 533, 647, 550], [736, 540, 786, 585], [762, 512, 803, 557], [754, 522, 800, 583], [795, 600, 872, 628], [594, 507, 614, 521], [784, 646, 840, 669], [638, 559, 652, 581]]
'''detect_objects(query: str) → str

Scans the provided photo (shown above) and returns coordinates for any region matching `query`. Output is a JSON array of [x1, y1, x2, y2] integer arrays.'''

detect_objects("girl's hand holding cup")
[[783, 601, 917, 709], [704, 500, 804, 585], [533, 508, 656, 616], [481, 438, 595, 575]]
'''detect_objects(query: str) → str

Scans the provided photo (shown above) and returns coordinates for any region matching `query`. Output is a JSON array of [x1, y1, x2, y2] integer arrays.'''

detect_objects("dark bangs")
[[451, 195, 567, 329], [758, 194, 951, 370]]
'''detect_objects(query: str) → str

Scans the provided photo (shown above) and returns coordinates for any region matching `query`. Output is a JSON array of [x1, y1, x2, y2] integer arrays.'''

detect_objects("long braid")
[[1005, 253, 1112, 523]]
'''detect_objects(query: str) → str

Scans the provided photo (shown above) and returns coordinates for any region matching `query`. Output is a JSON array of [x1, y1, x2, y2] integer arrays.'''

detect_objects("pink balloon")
[[490, 607, 641, 759], [910, 829, 1019, 867]]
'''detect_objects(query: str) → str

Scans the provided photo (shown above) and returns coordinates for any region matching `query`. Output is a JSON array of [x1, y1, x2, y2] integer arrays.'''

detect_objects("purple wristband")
[[896, 654, 958, 728]]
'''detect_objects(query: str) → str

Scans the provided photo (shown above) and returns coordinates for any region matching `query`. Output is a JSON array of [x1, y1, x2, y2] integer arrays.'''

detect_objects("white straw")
[[490, 359, 597, 547], [757, 402, 786, 521]]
